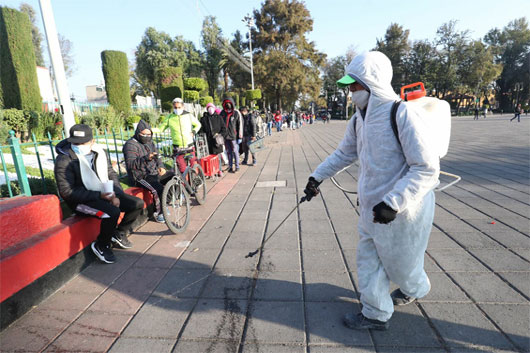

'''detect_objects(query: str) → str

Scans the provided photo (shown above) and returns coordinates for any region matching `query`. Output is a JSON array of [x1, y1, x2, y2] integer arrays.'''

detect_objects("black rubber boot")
[[391, 288, 417, 306], [343, 313, 389, 331]]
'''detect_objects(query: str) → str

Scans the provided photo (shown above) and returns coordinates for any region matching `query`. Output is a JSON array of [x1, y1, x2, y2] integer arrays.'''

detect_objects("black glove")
[[304, 176, 322, 201], [372, 201, 397, 224]]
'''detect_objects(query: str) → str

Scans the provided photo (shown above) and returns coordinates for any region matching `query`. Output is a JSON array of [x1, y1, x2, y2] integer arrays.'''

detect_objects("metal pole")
[[243, 15, 255, 91], [38, 0, 75, 137]]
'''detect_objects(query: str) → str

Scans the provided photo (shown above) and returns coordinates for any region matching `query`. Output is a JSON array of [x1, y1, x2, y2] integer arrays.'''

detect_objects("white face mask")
[[207, 107, 215, 115], [351, 90, 370, 110], [174, 108, 183, 115], [72, 143, 92, 156]]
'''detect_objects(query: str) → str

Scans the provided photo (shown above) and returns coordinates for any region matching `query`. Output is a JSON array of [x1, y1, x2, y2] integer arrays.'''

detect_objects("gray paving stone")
[[446, 231, 503, 249], [246, 301, 305, 343], [262, 230, 299, 250], [254, 271, 302, 301], [265, 219, 299, 236], [224, 231, 264, 249], [172, 339, 240, 353], [121, 297, 194, 338], [180, 299, 247, 340], [428, 249, 489, 271], [420, 303, 516, 350], [189, 231, 229, 248], [304, 271, 355, 302], [308, 346, 376, 353], [448, 272, 527, 303], [497, 272, 530, 299], [469, 249, 530, 272], [300, 219, 335, 234], [109, 337, 175, 353], [303, 250, 348, 272], [201, 270, 253, 299], [173, 248, 220, 269], [419, 272, 470, 302], [336, 231, 359, 249], [260, 249, 301, 271], [427, 231, 462, 249], [305, 302, 372, 346], [478, 304, 530, 352], [301, 232, 340, 250], [242, 343, 306, 352], [154, 269, 210, 299], [372, 304, 442, 348], [216, 248, 260, 270]]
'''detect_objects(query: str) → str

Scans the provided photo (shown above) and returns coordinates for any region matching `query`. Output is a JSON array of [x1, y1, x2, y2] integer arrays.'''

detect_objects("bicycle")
[[161, 146, 207, 233]]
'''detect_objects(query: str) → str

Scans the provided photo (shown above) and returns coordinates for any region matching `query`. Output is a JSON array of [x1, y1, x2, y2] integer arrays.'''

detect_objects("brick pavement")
[[1, 114, 529, 353]]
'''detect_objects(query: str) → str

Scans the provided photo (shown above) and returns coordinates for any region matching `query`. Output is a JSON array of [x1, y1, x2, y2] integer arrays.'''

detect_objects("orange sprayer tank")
[[401, 82, 426, 101]]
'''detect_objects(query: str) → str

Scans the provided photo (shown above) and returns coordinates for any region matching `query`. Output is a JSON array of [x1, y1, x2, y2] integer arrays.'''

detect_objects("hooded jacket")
[[242, 111, 257, 138], [160, 109, 201, 147], [220, 98, 243, 140], [311, 51, 440, 215], [199, 110, 227, 155], [54, 139, 123, 209], [122, 120, 163, 185]]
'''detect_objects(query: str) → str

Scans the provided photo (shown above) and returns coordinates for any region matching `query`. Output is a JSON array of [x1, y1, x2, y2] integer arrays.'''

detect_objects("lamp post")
[[242, 14, 255, 90], [38, 0, 75, 137]]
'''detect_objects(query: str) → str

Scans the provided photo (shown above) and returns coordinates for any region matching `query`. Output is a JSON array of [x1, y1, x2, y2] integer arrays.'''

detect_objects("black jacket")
[[220, 98, 243, 141], [200, 112, 227, 155], [54, 139, 123, 209], [122, 119, 162, 185], [242, 112, 257, 138]]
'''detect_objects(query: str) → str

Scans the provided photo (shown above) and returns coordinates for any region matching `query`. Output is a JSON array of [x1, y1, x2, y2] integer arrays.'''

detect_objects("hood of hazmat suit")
[[310, 51, 440, 322]]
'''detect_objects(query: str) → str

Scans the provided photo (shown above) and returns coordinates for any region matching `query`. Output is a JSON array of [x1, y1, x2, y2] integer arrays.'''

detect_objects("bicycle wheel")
[[188, 163, 207, 205], [161, 178, 190, 233]]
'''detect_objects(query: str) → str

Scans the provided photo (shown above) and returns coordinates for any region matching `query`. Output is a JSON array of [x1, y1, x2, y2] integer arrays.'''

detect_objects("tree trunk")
[[223, 70, 229, 93]]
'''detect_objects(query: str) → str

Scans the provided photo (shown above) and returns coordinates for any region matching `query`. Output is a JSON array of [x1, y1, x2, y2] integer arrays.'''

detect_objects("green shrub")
[[79, 112, 97, 128], [81, 107, 124, 131], [183, 77, 207, 92], [29, 110, 63, 140], [240, 96, 246, 108], [0, 7, 41, 111], [245, 89, 262, 103], [183, 90, 199, 102], [226, 92, 239, 107], [158, 66, 183, 111], [1, 108, 27, 132], [101, 50, 130, 114], [199, 96, 213, 107], [126, 115, 141, 128], [139, 111, 158, 127], [0, 119, 10, 144], [0, 176, 57, 197]]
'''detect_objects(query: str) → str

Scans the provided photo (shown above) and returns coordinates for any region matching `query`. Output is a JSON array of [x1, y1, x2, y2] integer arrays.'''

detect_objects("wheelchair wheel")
[[161, 178, 190, 233], [187, 163, 207, 205]]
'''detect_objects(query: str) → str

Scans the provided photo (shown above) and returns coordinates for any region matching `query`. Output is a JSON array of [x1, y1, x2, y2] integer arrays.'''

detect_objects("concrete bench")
[[0, 187, 153, 328]]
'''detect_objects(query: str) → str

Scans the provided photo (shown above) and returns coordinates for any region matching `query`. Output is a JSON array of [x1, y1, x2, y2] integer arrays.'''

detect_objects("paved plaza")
[[1, 114, 529, 353]]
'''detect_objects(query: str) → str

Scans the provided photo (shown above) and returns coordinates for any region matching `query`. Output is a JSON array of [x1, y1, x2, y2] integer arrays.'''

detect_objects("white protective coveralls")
[[311, 51, 440, 322]]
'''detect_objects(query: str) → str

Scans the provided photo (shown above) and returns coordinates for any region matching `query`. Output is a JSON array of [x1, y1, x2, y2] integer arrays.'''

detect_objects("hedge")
[[199, 96, 213, 107], [183, 77, 207, 92], [246, 89, 262, 102], [183, 90, 199, 102], [225, 92, 239, 107], [0, 7, 41, 111], [101, 50, 130, 114], [158, 67, 183, 111]]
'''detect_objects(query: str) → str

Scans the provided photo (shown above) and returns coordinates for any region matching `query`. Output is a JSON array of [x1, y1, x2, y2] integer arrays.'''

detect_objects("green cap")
[[337, 74, 355, 88]]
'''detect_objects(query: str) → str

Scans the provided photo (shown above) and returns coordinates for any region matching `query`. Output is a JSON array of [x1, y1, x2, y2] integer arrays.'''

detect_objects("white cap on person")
[[172, 97, 183, 104]]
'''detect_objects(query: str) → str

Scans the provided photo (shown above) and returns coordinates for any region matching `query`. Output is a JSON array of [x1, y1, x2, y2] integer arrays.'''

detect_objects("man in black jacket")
[[240, 106, 257, 166], [200, 103, 227, 176], [123, 120, 174, 223], [220, 98, 243, 173], [54, 124, 144, 264]]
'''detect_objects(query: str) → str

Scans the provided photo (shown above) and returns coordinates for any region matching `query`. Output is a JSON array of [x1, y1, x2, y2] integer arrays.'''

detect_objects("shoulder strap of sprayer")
[[390, 101, 402, 147], [353, 101, 402, 147]]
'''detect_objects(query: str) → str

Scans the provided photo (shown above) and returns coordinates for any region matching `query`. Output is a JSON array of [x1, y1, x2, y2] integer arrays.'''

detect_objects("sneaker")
[[252, 160, 257, 166], [111, 233, 133, 249], [155, 213, 165, 223], [229, 168, 235, 173], [242, 160, 248, 165], [391, 288, 416, 306], [91, 241, 116, 264], [343, 313, 389, 331]]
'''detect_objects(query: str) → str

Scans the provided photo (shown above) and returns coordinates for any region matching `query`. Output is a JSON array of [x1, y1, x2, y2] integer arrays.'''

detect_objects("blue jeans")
[[267, 121, 273, 136], [225, 139, 240, 170], [276, 122, 282, 131]]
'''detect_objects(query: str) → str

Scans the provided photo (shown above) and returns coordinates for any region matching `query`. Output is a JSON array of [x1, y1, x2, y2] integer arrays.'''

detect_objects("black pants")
[[135, 172, 174, 215], [242, 136, 256, 163], [83, 193, 144, 246]]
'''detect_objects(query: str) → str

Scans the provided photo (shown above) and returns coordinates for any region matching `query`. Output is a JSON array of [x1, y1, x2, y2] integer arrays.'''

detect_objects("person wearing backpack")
[[304, 51, 440, 331]]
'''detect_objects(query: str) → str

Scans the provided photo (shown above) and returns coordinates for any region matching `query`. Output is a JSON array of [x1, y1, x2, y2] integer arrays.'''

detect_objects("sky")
[[2, 0, 529, 100]]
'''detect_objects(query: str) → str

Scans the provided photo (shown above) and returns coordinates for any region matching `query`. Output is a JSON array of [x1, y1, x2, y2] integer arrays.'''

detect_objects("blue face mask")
[[71, 143, 92, 155]]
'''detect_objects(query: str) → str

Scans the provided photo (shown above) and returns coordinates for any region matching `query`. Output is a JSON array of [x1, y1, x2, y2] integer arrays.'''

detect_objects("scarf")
[[75, 144, 109, 192]]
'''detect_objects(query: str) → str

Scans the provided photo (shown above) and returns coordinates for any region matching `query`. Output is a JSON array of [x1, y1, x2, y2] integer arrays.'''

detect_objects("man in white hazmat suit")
[[304, 51, 440, 330]]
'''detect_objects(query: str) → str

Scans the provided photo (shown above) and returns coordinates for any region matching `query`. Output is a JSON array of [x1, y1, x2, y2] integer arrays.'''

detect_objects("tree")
[[252, 0, 325, 110], [0, 7, 41, 111], [101, 50, 130, 114], [135, 27, 203, 98], [220, 30, 251, 95], [375, 23, 410, 90], [406, 40, 437, 89], [485, 18, 530, 110], [58, 34, 75, 78], [201, 16, 223, 97], [19, 3, 44, 67]]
